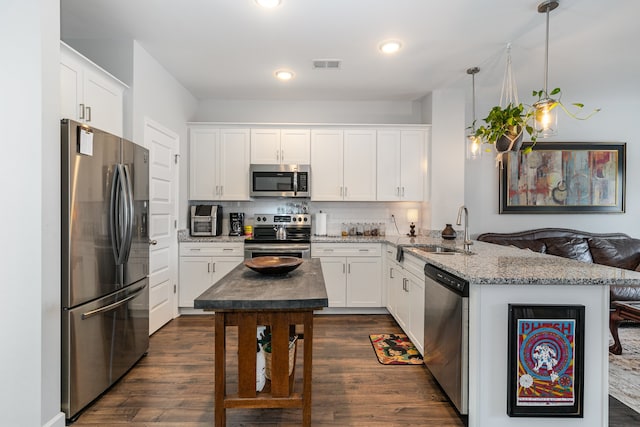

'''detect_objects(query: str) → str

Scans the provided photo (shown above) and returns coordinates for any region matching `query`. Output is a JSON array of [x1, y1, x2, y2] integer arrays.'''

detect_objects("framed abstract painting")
[[507, 304, 585, 417], [499, 142, 625, 213]]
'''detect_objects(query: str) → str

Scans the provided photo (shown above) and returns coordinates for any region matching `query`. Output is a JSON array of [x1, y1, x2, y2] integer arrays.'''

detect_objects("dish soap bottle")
[[441, 224, 457, 240]]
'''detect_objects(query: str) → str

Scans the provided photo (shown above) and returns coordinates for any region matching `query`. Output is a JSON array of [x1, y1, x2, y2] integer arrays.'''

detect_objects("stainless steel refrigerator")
[[61, 119, 150, 421]]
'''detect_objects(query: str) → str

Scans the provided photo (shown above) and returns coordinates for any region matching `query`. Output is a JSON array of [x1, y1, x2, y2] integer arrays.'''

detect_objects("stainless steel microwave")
[[250, 164, 310, 198]]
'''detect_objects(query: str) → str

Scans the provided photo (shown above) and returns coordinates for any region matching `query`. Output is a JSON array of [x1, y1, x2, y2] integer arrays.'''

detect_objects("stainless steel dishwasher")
[[424, 263, 469, 415]]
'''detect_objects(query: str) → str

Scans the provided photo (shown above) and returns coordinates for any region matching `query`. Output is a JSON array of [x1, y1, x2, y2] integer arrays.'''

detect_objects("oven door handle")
[[245, 244, 310, 252]]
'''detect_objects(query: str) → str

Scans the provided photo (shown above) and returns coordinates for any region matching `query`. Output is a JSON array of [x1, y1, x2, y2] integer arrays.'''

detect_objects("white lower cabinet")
[[178, 242, 243, 308], [384, 244, 425, 354], [311, 243, 382, 308]]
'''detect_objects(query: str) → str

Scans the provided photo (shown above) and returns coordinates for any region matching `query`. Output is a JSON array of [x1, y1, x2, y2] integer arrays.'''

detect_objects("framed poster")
[[507, 304, 585, 417], [499, 142, 625, 213]]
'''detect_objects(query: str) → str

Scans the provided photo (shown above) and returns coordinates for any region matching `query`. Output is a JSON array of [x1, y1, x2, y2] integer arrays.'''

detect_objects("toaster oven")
[[190, 205, 222, 236]]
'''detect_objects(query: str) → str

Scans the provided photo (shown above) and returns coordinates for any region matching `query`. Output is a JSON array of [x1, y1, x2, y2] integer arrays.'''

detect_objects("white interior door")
[[145, 118, 178, 335]]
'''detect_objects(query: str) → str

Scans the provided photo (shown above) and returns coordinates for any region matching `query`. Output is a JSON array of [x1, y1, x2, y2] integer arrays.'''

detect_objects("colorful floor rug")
[[369, 333, 424, 365], [609, 324, 640, 414]]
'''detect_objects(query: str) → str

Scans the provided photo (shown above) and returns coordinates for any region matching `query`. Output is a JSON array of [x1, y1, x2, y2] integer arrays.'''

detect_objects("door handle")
[[81, 285, 146, 320], [148, 239, 158, 245]]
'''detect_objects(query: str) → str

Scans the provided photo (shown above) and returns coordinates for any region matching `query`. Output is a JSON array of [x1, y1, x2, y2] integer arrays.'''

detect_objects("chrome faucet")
[[456, 205, 473, 253]]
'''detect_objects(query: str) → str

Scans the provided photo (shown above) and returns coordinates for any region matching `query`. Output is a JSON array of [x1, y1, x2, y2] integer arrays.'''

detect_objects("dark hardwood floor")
[[71, 314, 639, 426]]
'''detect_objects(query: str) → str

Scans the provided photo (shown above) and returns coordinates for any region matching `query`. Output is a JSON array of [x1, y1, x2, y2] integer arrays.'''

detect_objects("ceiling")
[[60, 0, 639, 103]]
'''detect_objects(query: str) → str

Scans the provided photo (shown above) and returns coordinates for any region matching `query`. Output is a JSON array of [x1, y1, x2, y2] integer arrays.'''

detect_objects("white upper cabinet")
[[189, 127, 250, 201], [343, 129, 377, 201], [311, 129, 376, 201], [250, 128, 310, 165], [376, 130, 425, 201], [60, 42, 125, 137]]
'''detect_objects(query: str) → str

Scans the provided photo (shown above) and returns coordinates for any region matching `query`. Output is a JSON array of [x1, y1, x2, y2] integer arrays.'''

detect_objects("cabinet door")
[[60, 55, 83, 122], [219, 129, 250, 200], [82, 68, 124, 136], [178, 256, 213, 307], [250, 129, 281, 164], [318, 257, 347, 307], [400, 130, 425, 201], [395, 276, 411, 330], [407, 272, 425, 354], [310, 130, 344, 201], [343, 130, 376, 201], [210, 256, 243, 286], [386, 262, 401, 316], [376, 130, 402, 201], [281, 129, 310, 164], [189, 128, 219, 200], [346, 257, 382, 307]]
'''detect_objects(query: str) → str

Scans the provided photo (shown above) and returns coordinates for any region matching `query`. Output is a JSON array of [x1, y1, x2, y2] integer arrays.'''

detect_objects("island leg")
[[302, 311, 314, 426], [215, 313, 227, 426]]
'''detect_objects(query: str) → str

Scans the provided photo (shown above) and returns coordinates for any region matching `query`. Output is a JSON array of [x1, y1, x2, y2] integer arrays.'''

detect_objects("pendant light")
[[466, 66, 481, 160], [533, 0, 559, 138]]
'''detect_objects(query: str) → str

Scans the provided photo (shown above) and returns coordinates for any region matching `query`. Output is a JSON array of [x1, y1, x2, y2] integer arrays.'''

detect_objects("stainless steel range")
[[244, 214, 311, 259]]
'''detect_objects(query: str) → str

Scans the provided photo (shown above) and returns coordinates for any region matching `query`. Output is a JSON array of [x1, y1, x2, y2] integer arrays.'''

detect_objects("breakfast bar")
[[194, 258, 328, 427]]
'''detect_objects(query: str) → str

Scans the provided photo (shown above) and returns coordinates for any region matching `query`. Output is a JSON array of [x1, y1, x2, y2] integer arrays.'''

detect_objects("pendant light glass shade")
[[534, 0, 559, 137], [466, 67, 482, 160]]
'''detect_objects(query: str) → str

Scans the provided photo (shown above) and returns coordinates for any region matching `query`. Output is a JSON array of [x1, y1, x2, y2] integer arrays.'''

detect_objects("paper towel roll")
[[315, 212, 327, 236]]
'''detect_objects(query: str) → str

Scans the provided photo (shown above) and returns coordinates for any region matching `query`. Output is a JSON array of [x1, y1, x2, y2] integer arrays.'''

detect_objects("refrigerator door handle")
[[109, 164, 124, 264], [120, 164, 135, 263], [81, 284, 147, 320]]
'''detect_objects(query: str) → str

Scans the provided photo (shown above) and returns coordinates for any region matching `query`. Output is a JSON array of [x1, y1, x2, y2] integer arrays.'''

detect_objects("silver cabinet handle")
[[79, 103, 85, 119], [340, 186, 343, 197], [223, 248, 233, 252], [85, 105, 91, 122], [402, 187, 405, 197], [149, 239, 158, 245], [344, 187, 347, 198], [219, 185, 223, 196], [390, 267, 394, 279], [212, 262, 216, 273], [348, 263, 351, 274], [190, 248, 201, 251], [342, 263, 346, 274], [207, 262, 211, 273]]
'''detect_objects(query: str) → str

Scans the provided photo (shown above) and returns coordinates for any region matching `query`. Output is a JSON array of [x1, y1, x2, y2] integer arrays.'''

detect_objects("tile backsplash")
[[188, 199, 432, 236]]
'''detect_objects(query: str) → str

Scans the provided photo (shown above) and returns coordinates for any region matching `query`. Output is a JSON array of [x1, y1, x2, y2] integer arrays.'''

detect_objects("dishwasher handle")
[[424, 263, 469, 297]]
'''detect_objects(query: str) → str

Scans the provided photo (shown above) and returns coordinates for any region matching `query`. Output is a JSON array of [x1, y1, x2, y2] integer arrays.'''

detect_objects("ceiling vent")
[[312, 59, 341, 70]]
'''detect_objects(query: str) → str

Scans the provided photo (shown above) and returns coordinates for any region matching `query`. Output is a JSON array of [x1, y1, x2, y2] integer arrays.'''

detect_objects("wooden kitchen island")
[[194, 258, 328, 427]]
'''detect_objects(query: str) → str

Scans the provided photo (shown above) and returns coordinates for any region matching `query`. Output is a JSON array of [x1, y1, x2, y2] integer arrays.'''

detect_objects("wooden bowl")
[[244, 256, 303, 275]]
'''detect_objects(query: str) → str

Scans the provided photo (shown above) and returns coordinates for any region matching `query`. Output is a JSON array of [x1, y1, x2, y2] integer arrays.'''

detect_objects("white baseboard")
[[43, 412, 65, 427]]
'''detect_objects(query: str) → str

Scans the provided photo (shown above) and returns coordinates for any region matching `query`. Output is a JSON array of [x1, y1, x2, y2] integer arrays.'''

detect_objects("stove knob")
[[256, 217, 261, 222], [262, 216, 267, 222], [304, 217, 308, 222]]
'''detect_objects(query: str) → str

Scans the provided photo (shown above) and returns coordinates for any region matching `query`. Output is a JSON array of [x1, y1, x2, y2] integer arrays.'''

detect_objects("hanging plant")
[[473, 87, 599, 155]]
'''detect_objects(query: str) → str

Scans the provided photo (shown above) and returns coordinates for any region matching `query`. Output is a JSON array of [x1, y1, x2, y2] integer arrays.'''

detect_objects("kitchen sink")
[[414, 245, 458, 254], [411, 244, 475, 255]]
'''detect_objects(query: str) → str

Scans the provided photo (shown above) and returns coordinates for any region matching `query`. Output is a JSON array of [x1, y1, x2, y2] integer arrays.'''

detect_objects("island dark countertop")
[[194, 258, 328, 311]]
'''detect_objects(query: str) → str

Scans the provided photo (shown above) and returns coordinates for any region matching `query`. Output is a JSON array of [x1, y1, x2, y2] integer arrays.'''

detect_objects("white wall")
[[465, 74, 640, 238], [131, 41, 199, 228], [196, 99, 424, 124], [429, 89, 466, 230], [0, 1, 64, 426]]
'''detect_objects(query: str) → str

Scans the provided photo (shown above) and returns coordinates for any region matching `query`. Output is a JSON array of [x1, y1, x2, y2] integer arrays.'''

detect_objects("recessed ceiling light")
[[379, 40, 402, 54], [274, 69, 294, 81], [255, 0, 282, 8]]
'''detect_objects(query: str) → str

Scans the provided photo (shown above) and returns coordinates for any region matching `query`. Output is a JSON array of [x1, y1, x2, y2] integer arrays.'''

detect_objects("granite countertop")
[[194, 258, 329, 310], [402, 240, 640, 286], [178, 229, 246, 243]]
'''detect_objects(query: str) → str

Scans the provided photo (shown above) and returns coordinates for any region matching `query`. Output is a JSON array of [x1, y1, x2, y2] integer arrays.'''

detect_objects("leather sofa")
[[476, 228, 640, 304]]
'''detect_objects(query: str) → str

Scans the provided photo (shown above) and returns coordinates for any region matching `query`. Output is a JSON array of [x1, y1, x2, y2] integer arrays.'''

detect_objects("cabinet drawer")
[[312, 243, 381, 257], [403, 253, 425, 279], [180, 242, 243, 257]]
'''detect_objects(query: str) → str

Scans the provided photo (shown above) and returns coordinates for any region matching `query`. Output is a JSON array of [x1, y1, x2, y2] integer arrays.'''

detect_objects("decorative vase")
[[441, 224, 457, 240]]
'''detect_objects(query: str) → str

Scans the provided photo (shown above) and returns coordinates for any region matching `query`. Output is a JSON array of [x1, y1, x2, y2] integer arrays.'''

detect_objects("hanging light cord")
[[543, 3, 550, 96], [499, 44, 519, 106]]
